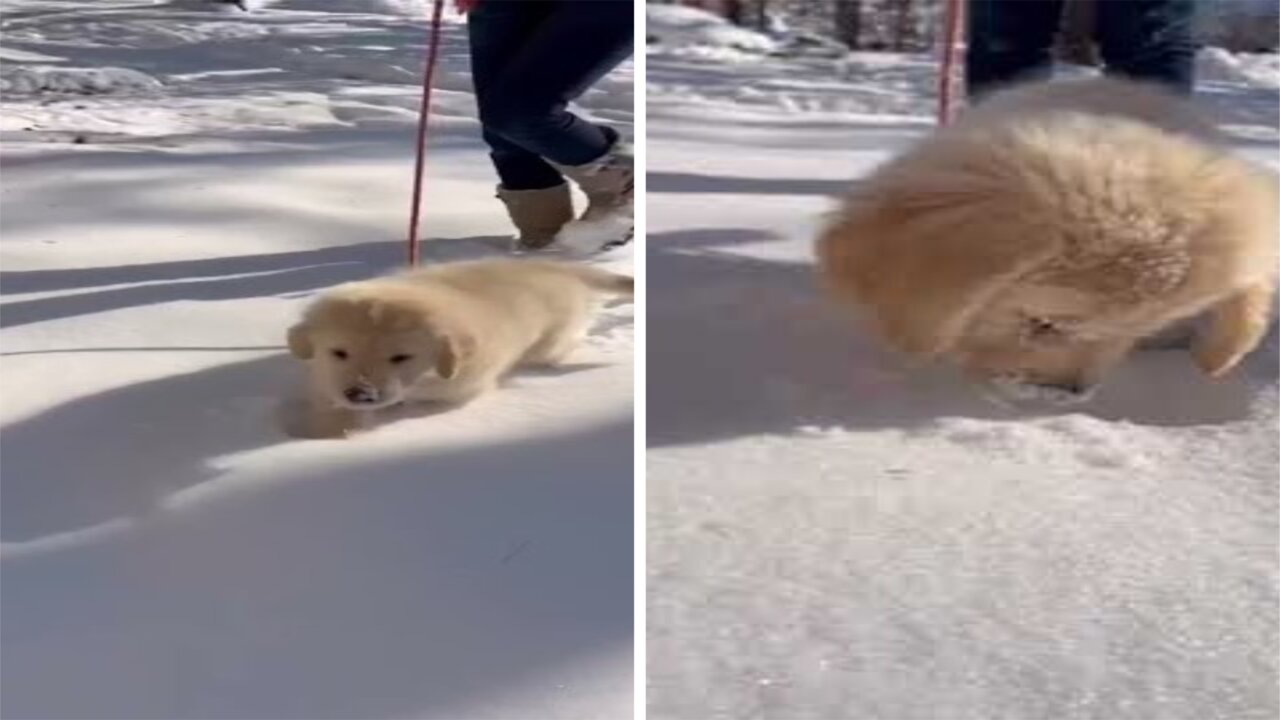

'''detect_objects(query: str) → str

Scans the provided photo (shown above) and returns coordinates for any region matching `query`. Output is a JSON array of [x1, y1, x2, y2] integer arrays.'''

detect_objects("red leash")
[[406, 0, 447, 266], [937, 0, 964, 125]]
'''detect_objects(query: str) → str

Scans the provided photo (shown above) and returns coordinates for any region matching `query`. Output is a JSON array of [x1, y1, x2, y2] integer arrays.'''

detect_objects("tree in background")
[[651, 0, 1279, 54], [834, 0, 861, 49], [1055, 0, 1100, 67]]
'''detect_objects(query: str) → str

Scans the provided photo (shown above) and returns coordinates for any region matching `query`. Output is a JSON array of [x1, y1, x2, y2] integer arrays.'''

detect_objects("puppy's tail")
[[568, 265, 634, 299]]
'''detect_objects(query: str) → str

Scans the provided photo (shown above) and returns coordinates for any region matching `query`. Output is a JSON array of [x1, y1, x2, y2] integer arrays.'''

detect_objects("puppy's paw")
[[438, 379, 497, 407], [523, 328, 589, 368], [278, 397, 362, 439], [527, 346, 576, 367], [1192, 283, 1274, 378], [1192, 335, 1250, 378]]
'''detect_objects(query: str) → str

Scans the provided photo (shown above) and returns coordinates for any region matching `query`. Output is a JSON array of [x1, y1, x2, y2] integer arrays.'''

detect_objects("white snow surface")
[[1, 2, 633, 719], [647, 36, 1280, 720]]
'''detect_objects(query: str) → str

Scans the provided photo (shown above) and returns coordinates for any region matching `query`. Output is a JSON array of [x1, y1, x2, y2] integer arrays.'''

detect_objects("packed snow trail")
[[646, 9, 1278, 720], [0, 2, 634, 719]]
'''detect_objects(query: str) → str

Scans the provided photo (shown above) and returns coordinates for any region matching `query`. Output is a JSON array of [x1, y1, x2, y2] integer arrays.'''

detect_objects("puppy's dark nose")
[[344, 386, 377, 404], [1036, 380, 1095, 402]]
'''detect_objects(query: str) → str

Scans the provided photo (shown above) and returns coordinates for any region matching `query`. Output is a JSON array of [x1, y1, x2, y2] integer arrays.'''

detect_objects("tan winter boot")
[[553, 140, 634, 252], [558, 140, 633, 222], [495, 182, 574, 250]]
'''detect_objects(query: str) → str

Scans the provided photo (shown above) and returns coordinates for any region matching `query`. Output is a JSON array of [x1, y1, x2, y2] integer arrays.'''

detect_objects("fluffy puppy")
[[285, 258, 633, 438], [816, 77, 1278, 403]]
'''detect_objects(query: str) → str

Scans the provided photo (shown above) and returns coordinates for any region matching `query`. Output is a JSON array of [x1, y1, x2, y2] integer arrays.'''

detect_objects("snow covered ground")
[[1, 2, 633, 719], [646, 13, 1279, 720]]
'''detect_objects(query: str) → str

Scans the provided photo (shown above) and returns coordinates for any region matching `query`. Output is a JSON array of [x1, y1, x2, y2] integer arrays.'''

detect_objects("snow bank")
[[647, 5, 777, 55], [1235, 52, 1280, 88], [185, 0, 446, 15], [648, 44, 938, 121], [1200, 47, 1280, 89], [0, 65, 161, 95]]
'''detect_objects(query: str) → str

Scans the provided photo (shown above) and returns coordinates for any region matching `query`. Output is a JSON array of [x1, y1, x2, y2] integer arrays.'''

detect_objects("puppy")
[[816, 77, 1279, 403], [285, 258, 633, 438]]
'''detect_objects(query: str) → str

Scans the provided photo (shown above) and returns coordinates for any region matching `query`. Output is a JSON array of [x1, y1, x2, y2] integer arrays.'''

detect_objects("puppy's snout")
[[343, 385, 379, 405], [1034, 380, 1095, 404]]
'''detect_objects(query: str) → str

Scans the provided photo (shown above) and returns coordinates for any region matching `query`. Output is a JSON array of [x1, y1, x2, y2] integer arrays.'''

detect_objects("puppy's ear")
[[434, 329, 476, 380], [287, 322, 313, 359], [1192, 281, 1274, 377], [817, 187, 1059, 357]]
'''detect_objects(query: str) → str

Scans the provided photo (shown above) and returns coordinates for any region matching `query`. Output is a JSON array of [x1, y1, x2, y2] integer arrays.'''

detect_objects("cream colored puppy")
[[816, 77, 1278, 403], [285, 258, 633, 438]]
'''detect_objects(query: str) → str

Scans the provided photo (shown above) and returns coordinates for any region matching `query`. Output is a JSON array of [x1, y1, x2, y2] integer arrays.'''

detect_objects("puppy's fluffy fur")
[[285, 258, 632, 438], [816, 77, 1278, 402]]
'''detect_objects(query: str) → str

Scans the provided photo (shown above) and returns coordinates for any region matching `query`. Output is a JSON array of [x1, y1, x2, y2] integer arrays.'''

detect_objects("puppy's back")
[[815, 75, 1278, 357], [393, 258, 633, 300], [956, 76, 1219, 141]]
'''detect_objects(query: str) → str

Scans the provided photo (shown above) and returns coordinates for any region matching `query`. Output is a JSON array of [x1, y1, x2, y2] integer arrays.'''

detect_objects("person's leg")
[[476, 0, 632, 167], [468, 1, 563, 190], [477, 0, 633, 252], [966, 0, 1064, 99], [468, 2, 574, 249], [1095, 0, 1196, 95]]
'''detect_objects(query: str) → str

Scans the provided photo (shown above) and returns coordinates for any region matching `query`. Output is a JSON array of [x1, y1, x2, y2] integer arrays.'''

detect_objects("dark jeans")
[[966, 0, 1196, 99], [468, 0, 632, 190]]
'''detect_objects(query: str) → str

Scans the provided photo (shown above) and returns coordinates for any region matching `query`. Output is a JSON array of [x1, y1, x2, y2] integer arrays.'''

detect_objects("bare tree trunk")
[[724, 0, 744, 26], [756, 0, 768, 32], [834, 0, 861, 49], [894, 0, 913, 52], [1056, 0, 1100, 66]]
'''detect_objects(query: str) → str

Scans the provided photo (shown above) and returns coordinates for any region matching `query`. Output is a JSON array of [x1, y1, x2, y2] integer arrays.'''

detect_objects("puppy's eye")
[[389, 354, 413, 365], [331, 349, 348, 360], [1026, 317, 1063, 339]]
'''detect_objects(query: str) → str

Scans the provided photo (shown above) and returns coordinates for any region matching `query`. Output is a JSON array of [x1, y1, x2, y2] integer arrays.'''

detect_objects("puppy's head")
[[817, 158, 1072, 399], [947, 283, 1145, 403], [288, 283, 473, 410]]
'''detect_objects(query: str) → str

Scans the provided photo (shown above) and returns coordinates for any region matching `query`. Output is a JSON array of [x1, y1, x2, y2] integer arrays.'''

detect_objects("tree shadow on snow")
[[648, 171, 852, 197], [2, 402, 632, 719], [646, 228, 1268, 449], [0, 235, 514, 328], [0, 353, 300, 543], [0, 321, 615, 546]]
